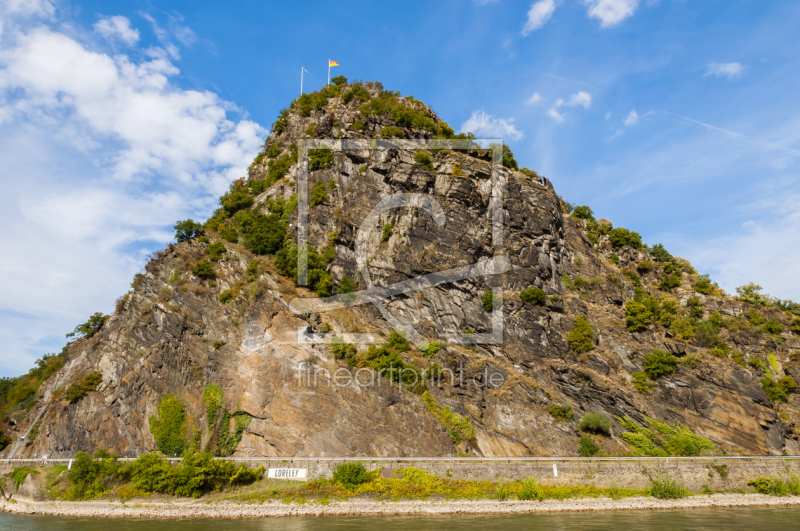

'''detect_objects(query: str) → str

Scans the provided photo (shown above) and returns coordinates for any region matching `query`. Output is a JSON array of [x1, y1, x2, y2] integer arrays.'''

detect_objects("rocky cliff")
[[4, 79, 800, 458]]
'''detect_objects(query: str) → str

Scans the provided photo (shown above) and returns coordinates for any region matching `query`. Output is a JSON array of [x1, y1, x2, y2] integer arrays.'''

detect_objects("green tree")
[[643, 350, 678, 380], [608, 227, 643, 249], [579, 434, 599, 456], [193, 260, 216, 280], [567, 315, 594, 353], [66, 312, 109, 339], [309, 148, 334, 171], [310, 181, 329, 207], [571, 206, 595, 221], [174, 219, 202, 242], [331, 75, 348, 86], [649, 243, 674, 263], [736, 283, 772, 306], [520, 286, 546, 305], [624, 300, 651, 332], [149, 395, 189, 457]]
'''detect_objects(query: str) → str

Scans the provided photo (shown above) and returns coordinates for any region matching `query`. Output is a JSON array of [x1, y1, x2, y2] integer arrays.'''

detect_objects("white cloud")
[[93, 15, 140, 45], [565, 91, 592, 108], [521, 0, 558, 36], [583, 0, 640, 27], [526, 92, 542, 104], [605, 111, 612, 120], [0, 10, 266, 375], [546, 91, 592, 122], [547, 108, 565, 123], [461, 110, 524, 140], [624, 109, 639, 126], [705, 62, 744, 79]]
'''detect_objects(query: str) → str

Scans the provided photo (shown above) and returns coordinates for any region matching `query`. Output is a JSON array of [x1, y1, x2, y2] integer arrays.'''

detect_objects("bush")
[[219, 290, 233, 304], [549, 404, 574, 421], [519, 286, 546, 306], [309, 147, 334, 171], [608, 227, 643, 249], [579, 434, 599, 457], [330, 337, 358, 362], [500, 144, 518, 169], [420, 341, 440, 358], [331, 75, 348, 86], [624, 300, 651, 332], [609, 254, 620, 265], [66, 312, 109, 339], [414, 150, 433, 171], [578, 412, 611, 435], [235, 210, 287, 256], [174, 219, 202, 242], [571, 205, 595, 221], [567, 316, 594, 353], [659, 272, 682, 292], [636, 261, 653, 273], [632, 371, 654, 392], [650, 474, 688, 499], [764, 318, 785, 334], [482, 289, 499, 312], [64, 372, 102, 403], [760, 376, 797, 403], [380, 126, 406, 137], [220, 186, 254, 217], [649, 243, 674, 263], [342, 84, 370, 104], [517, 477, 545, 501], [736, 283, 772, 306], [495, 480, 509, 501], [693, 274, 716, 295], [310, 181, 329, 207], [643, 350, 678, 380], [148, 394, 189, 457], [207, 242, 225, 261], [193, 260, 216, 280], [381, 221, 394, 241], [333, 462, 371, 490]]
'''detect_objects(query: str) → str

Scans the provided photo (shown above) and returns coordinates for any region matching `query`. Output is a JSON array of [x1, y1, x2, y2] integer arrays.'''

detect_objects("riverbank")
[[2, 493, 800, 519]]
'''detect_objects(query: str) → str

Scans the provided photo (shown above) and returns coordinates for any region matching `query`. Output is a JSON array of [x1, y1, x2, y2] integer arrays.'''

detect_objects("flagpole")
[[327, 59, 330, 86], [300, 66, 304, 95]]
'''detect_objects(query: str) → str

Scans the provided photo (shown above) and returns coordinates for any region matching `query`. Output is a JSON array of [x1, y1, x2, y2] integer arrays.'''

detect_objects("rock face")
[[4, 81, 800, 458]]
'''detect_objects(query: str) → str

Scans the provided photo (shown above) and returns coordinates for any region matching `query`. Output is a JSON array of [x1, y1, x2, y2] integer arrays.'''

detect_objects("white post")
[[327, 60, 330, 86], [301, 66, 304, 95]]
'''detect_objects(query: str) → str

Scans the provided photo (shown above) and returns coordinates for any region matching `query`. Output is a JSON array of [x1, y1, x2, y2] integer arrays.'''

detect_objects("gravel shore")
[[2, 494, 800, 519]]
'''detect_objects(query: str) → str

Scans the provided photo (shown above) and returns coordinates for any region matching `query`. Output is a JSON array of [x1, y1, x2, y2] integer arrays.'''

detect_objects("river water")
[[1, 507, 799, 530]]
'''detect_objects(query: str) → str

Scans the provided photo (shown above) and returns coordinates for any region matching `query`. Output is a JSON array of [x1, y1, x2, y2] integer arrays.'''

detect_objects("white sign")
[[268, 468, 307, 480], [553, 463, 558, 477]]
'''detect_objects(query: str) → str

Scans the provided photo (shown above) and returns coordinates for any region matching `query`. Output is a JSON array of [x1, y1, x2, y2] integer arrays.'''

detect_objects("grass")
[[650, 474, 689, 499]]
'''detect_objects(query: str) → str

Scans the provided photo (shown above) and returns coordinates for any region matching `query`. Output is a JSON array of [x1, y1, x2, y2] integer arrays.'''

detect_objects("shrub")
[[333, 462, 371, 490], [330, 337, 357, 362], [649, 243, 674, 263], [272, 108, 289, 134], [64, 372, 102, 403], [636, 261, 653, 273], [643, 350, 678, 380], [622, 269, 641, 287], [421, 391, 475, 444], [579, 434, 599, 457], [517, 477, 545, 501], [500, 144, 518, 169], [207, 242, 225, 261], [548, 404, 574, 421], [495, 480, 509, 501], [66, 312, 109, 339], [337, 276, 356, 295], [692, 274, 715, 295], [380, 126, 406, 137], [381, 221, 395, 241], [659, 272, 682, 292], [246, 260, 260, 282], [519, 286, 547, 305], [578, 412, 611, 435], [608, 227, 643, 249], [736, 283, 772, 306], [687, 296, 704, 319], [572, 205, 595, 221], [420, 341, 440, 358], [791, 317, 800, 333], [193, 260, 216, 280], [310, 181, 329, 207], [764, 318, 785, 334], [148, 394, 188, 457], [219, 290, 233, 304], [624, 300, 651, 332], [650, 474, 688, 499], [632, 371, 654, 392], [609, 254, 620, 265], [235, 210, 287, 256], [760, 376, 797, 403], [331, 75, 348, 86], [482, 289, 499, 311], [574, 277, 590, 290], [342, 84, 371, 104], [305, 122, 317, 137], [414, 150, 433, 171], [309, 147, 334, 170], [220, 186, 254, 217], [567, 316, 594, 353], [174, 219, 202, 242]]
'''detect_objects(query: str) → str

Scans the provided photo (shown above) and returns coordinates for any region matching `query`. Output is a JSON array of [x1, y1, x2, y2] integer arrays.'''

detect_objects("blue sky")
[[2, 0, 800, 376]]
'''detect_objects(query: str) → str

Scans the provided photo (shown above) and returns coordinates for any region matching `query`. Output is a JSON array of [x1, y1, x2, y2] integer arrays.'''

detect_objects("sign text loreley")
[[267, 468, 308, 480]]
